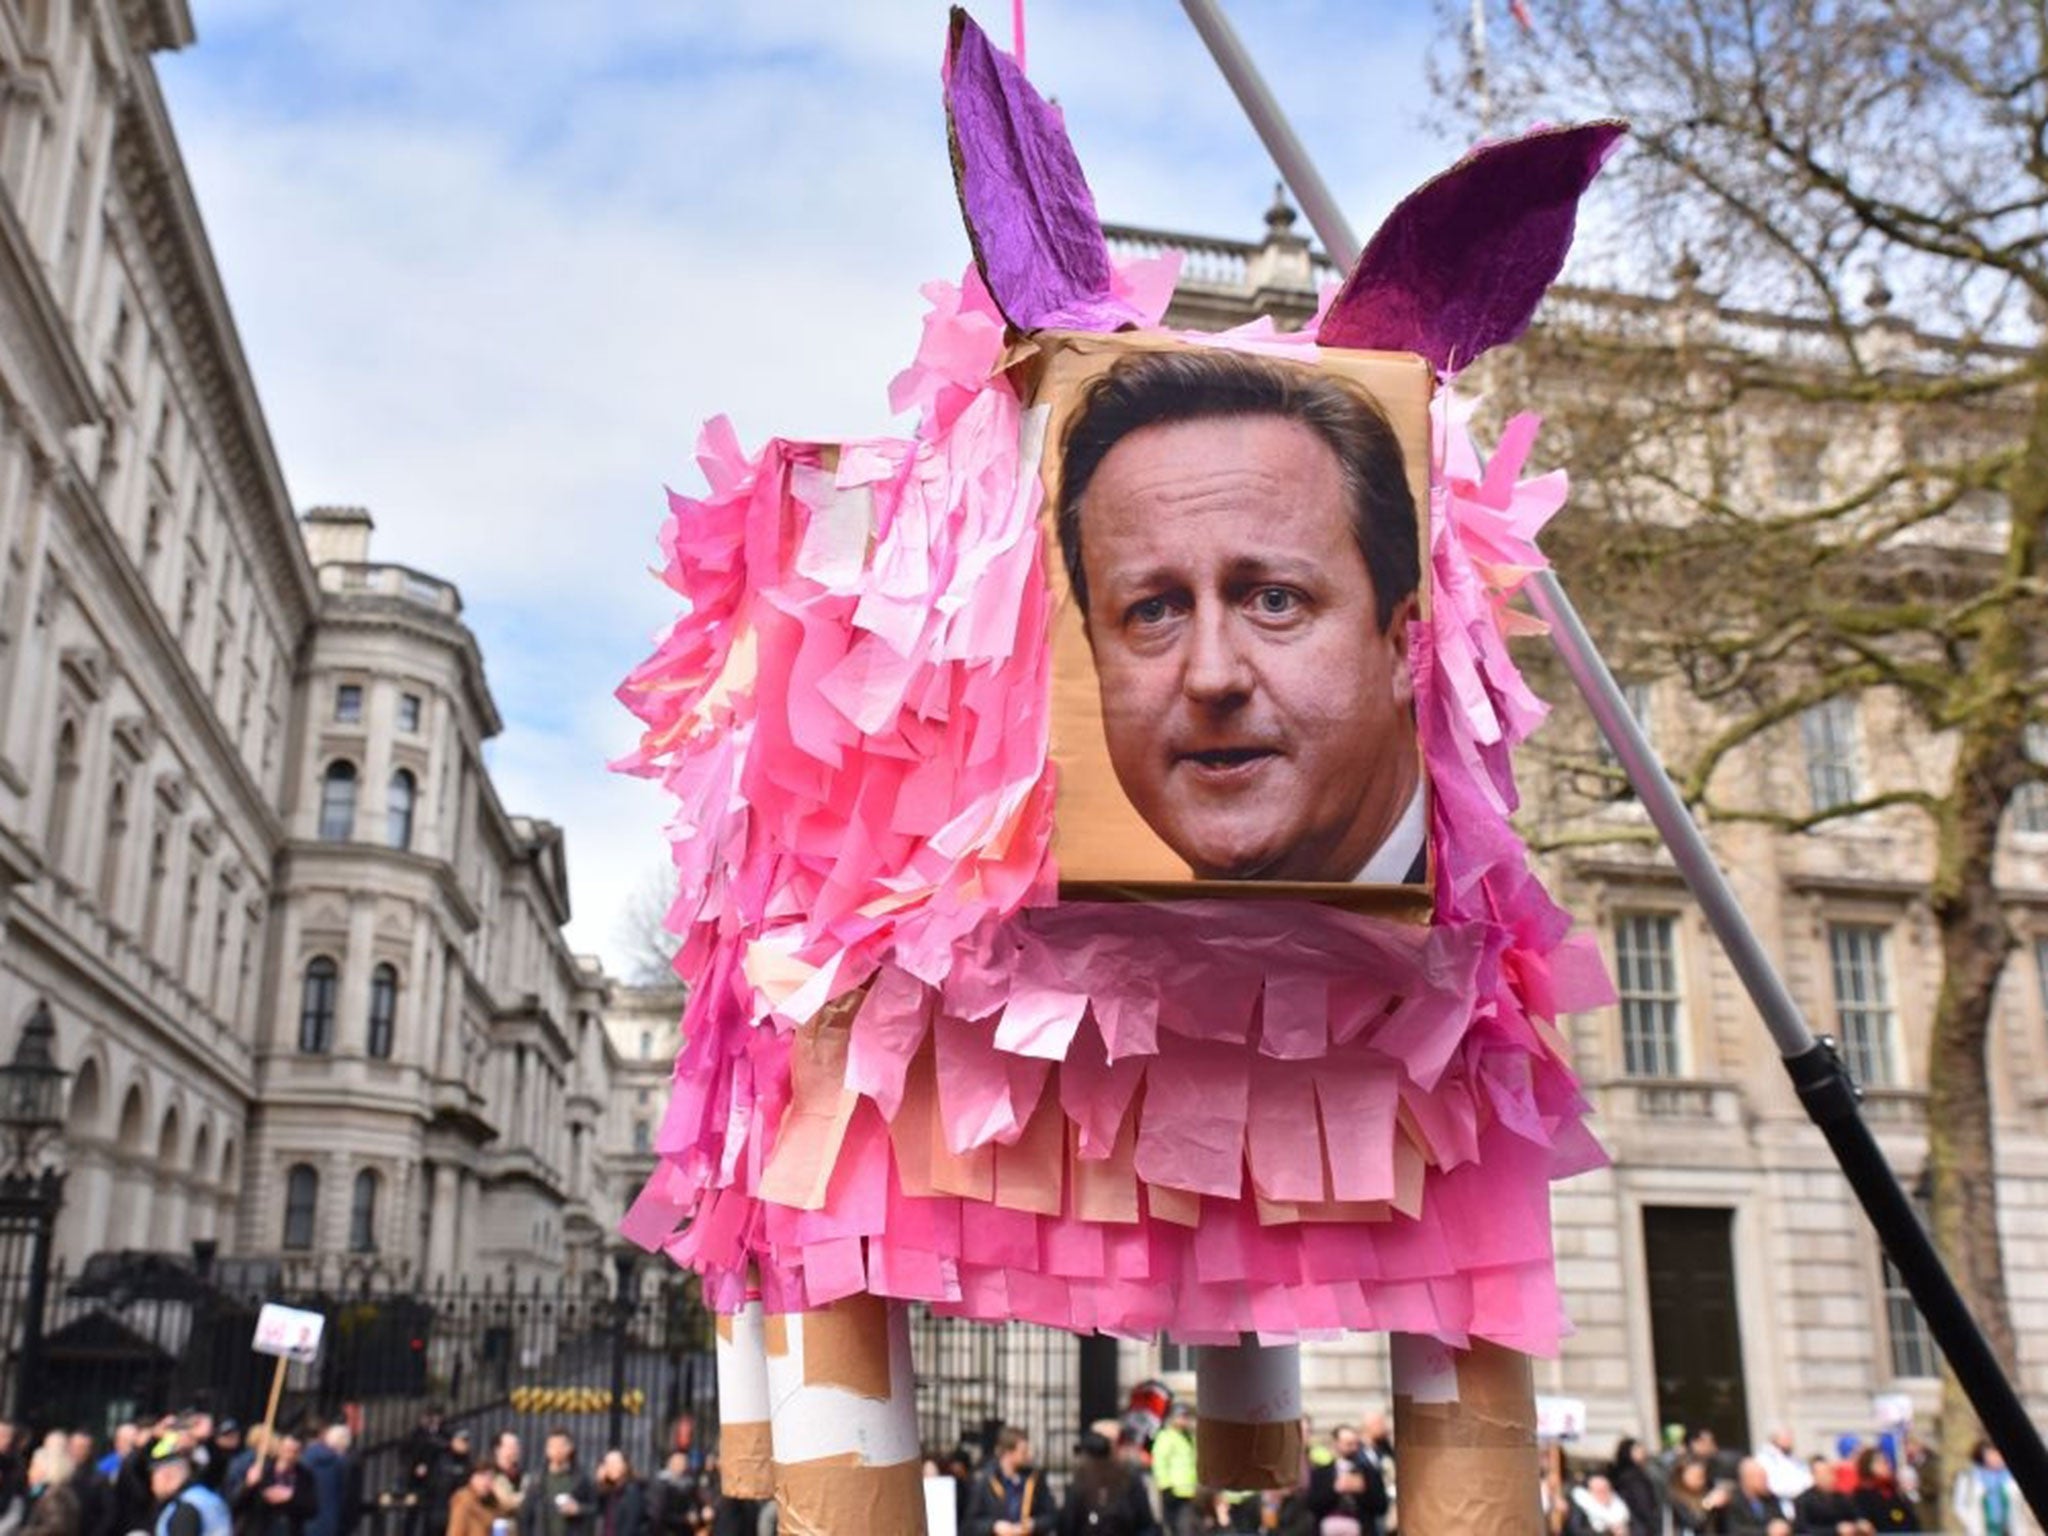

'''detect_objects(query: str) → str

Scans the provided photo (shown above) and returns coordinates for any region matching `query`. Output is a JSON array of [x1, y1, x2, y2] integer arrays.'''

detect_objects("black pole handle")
[[1785, 1040, 2048, 1522]]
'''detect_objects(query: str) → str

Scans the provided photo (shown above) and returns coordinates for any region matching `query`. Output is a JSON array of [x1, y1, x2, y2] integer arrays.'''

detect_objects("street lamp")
[[0, 1000, 70, 1418], [0, 1001, 69, 1170]]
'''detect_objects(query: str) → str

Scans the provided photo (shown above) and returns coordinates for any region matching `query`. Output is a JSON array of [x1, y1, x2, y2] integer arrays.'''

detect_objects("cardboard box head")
[[1030, 332, 1433, 912]]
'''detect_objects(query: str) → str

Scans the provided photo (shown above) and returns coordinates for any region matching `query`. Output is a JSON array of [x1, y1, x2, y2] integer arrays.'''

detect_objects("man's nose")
[[1181, 604, 1253, 703]]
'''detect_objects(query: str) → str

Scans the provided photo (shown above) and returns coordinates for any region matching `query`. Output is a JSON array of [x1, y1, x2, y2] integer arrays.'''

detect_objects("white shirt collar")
[[1355, 780, 1428, 885]]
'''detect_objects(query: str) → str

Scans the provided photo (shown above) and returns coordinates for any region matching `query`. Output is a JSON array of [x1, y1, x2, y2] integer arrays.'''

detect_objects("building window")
[[299, 958, 338, 1054], [283, 1164, 318, 1251], [335, 684, 363, 723], [639, 1030, 652, 1059], [318, 761, 357, 840], [1881, 1207, 1940, 1378], [1801, 697, 1861, 814], [398, 693, 422, 733], [2012, 723, 2048, 835], [1594, 680, 1654, 798], [387, 769, 416, 850], [632, 1119, 651, 1154], [349, 1169, 379, 1253], [1828, 923, 1898, 1087], [47, 718, 81, 871], [368, 963, 398, 1059], [98, 778, 129, 912], [1614, 912, 1685, 1077], [1773, 435, 1825, 504]]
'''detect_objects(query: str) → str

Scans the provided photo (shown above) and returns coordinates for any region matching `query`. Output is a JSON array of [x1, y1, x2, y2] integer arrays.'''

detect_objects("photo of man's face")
[[1040, 339, 1429, 893]]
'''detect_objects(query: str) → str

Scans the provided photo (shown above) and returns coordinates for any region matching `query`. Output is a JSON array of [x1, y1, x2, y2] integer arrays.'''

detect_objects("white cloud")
[[160, 1, 1484, 972]]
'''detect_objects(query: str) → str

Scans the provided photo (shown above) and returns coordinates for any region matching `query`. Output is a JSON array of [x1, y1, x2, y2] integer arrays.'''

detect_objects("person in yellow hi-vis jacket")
[[1151, 1406, 1198, 1535]]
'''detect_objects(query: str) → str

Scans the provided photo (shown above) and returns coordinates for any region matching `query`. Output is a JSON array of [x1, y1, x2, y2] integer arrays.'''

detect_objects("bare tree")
[[1442, 0, 2048, 1474], [615, 861, 684, 985]]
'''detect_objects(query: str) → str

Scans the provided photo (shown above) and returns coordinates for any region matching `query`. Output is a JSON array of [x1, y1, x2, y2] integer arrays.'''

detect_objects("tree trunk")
[[1925, 356, 2048, 1491]]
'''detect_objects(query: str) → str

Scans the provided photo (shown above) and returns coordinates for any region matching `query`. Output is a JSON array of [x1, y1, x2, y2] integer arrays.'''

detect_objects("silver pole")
[[1522, 571, 1815, 1055], [1469, 0, 1493, 132], [1177, 0, 1818, 1060], [1176, 0, 1363, 268]]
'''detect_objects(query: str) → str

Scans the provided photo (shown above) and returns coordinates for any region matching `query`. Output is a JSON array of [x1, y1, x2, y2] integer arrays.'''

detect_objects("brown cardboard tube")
[[1195, 1416, 1301, 1492], [1394, 1340, 1540, 1534], [1394, 1444, 1541, 1534], [800, 1293, 894, 1401], [772, 1452, 927, 1535], [717, 1421, 773, 1500]]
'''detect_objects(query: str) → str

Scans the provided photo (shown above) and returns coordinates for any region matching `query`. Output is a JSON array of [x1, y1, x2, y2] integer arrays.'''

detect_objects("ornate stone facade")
[[1103, 195, 2048, 1450], [0, 0, 628, 1286]]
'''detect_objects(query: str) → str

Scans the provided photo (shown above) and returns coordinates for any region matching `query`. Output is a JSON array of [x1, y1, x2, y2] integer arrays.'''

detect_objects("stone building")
[[0, 0, 625, 1285], [1101, 194, 2048, 1453]]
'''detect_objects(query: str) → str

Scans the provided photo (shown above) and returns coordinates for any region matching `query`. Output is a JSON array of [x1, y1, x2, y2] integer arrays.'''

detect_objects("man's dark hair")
[[1055, 347, 1420, 632]]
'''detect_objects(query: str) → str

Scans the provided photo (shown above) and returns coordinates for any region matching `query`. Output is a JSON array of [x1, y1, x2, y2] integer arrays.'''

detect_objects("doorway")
[[1643, 1205, 1751, 1448]]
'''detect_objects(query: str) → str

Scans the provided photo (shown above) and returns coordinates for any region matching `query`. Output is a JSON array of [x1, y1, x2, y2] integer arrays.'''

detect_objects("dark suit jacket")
[[964, 1468, 1055, 1536]]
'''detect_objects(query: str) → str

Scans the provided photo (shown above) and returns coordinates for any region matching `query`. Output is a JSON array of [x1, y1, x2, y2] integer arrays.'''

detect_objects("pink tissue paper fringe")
[[612, 259, 1615, 1351]]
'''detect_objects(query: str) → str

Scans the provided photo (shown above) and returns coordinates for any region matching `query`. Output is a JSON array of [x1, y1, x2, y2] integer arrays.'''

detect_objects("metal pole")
[[608, 1253, 635, 1454], [13, 1169, 61, 1422], [1177, 0, 1363, 269], [1178, 0, 2048, 1517]]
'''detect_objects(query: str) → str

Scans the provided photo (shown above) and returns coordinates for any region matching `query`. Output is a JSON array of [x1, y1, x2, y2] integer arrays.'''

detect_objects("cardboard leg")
[[765, 1294, 928, 1535], [1390, 1334, 1541, 1535], [1193, 1336, 1303, 1491], [715, 1297, 775, 1499]]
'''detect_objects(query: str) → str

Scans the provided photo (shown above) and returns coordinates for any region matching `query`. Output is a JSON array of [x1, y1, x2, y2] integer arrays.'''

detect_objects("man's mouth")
[[1176, 746, 1280, 773]]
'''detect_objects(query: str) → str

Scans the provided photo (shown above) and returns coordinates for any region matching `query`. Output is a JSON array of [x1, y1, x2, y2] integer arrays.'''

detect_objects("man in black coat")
[[964, 1428, 1054, 1536], [1305, 1426, 1388, 1536]]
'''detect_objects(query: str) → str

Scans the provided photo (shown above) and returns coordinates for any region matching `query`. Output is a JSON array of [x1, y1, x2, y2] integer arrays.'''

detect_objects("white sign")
[[922, 1477, 958, 1536], [1535, 1395, 1588, 1442], [1873, 1393, 1914, 1431], [252, 1303, 326, 1363]]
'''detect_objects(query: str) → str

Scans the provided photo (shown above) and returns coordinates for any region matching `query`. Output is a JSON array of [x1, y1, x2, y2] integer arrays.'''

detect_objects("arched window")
[[142, 826, 167, 952], [47, 719, 80, 872], [367, 964, 398, 1060], [387, 769, 416, 850], [348, 1169, 379, 1253], [98, 779, 129, 912], [282, 1164, 318, 1250], [318, 761, 357, 841], [299, 958, 337, 1053]]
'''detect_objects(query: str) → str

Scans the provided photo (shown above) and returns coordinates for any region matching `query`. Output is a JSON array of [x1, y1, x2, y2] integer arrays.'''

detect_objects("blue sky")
[[156, 1, 1498, 971]]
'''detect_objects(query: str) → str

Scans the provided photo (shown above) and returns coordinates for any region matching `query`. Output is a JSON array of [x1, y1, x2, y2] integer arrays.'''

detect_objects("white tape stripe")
[[766, 1305, 923, 1468], [715, 1301, 773, 1425]]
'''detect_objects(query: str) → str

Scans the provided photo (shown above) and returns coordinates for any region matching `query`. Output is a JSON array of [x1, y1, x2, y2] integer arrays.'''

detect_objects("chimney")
[[300, 505, 374, 567]]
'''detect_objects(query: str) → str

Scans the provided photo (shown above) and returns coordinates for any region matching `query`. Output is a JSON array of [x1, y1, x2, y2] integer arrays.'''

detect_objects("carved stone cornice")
[[111, 713, 155, 761], [153, 769, 187, 813], [58, 645, 110, 702], [117, 0, 195, 57], [110, 70, 317, 633], [0, 184, 99, 446]]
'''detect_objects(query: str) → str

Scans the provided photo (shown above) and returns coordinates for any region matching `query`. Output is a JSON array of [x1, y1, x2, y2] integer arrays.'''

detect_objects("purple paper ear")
[[943, 7, 1145, 334], [1316, 121, 1628, 371]]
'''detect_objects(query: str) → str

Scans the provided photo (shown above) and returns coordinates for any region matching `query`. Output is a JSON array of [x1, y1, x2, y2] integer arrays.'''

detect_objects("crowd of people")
[[1538, 1423, 2027, 1535], [924, 1404, 1395, 1536], [388, 1412, 731, 1536], [0, 1405, 2025, 1536], [0, 1412, 363, 1536], [0, 1411, 745, 1536]]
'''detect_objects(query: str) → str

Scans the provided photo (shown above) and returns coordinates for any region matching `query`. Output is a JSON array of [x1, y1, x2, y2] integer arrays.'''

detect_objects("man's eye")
[[1251, 586, 1303, 615], [1127, 596, 1173, 626]]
